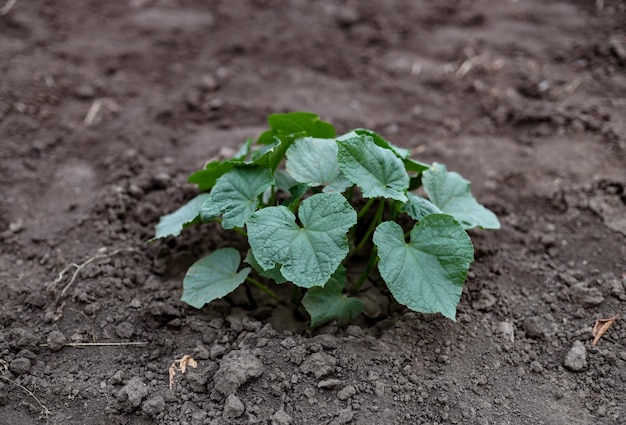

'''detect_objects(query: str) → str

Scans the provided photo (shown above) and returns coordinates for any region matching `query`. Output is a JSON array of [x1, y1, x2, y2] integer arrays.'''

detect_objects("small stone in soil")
[[318, 379, 342, 389], [223, 394, 245, 419], [570, 283, 604, 307], [335, 406, 355, 424], [564, 340, 587, 371], [118, 377, 148, 409], [141, 395, 165, 417], [497, 321, 515, 343], [300, 352, 337, 379], [213, 350, 264, 396], [315, 334, 339, 350], [522, 316, 548, 339], [9, 357, 31, 375], [46, 330, 67, 351], [271, 408, 293, 425], [115, 321, 134, 338], [337, 385, 357, 401]]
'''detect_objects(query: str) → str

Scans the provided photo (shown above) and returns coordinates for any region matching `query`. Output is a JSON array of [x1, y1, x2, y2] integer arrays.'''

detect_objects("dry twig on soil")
[[0, 0, 18, 16], [41, 341, 148, 348], [48, 247, 137, 302], [0, 373, 51, 423]]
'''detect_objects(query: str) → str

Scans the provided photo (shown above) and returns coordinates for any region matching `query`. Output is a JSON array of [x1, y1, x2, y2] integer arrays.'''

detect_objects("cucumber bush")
[[152, 112, 500, 327]]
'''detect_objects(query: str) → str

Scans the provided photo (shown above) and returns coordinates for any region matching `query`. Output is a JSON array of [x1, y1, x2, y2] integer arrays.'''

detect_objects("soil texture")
[[1, 1, 626, 424]]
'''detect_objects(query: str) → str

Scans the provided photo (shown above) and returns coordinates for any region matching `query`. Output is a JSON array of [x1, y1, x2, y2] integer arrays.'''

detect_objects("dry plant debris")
[[169, 355, 197, 389], [591, 314, 619, 346]]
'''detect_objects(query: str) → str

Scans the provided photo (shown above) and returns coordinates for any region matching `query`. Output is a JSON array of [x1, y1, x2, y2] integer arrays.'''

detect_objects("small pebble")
[[564, 340, 587, 371], [47, 330, 67, 351], [223, 394, 245, 419], [9, 357, 32, 375], [337, 385, 357, 401]]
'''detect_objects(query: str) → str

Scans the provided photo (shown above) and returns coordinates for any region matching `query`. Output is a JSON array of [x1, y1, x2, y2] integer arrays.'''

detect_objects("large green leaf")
[[422, 163, 500, 230], [200, 166, 274, 229], [188, 160, 240, 191], [340, 129, 410, 158], [302, 266, 364, 328], [285, 137, 351, 193], [181, 248, 251, 309], [337, 135, 409, 201], [247, 193, 357, 288], [402, 192, 443, 221], [268, 112, 335, 138], [258, 113, 336, 170], [151, 193, 211, 240], [373, 216, 474, 320]]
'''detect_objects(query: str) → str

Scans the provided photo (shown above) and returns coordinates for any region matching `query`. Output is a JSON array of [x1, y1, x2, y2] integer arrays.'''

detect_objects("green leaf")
[[273, 168, 298, 193], [233, 138, 254, 161], [251, 139, 281, 165], [200, 165, 274, 229], [338, 130, 429, 174], [302, 266, 364, 328], [188, 160, 240, 191], [404, 158, 430, 173], [342, 129, 410, 158], [422, 163, 500, 230], [285, 137, 351, 192], [268, 112, 335, 138], [247, 193, 357, 288], [181, 248, 251, 309], [402, 192, 443, 221], [284, 183, 309, 209], [152, 193, 211, 240], [337, 135, 409, 201], [244, 250, 287, 284], [373, 216, 474, 320], [257, 113, 336, 170]]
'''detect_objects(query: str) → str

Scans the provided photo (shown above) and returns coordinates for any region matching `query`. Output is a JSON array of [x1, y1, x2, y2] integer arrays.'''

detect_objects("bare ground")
[[1, 1, 625, 424]]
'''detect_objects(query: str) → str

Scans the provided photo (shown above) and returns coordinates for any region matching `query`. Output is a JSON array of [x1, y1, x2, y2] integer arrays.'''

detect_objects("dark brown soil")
[[1, 1, 626, 424]]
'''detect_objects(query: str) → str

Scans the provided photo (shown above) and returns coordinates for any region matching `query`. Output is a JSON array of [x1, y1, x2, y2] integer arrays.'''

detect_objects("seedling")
[[152, 112, 500, 327]]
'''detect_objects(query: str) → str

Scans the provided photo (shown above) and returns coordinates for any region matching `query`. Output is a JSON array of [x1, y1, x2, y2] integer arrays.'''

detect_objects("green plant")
[[152, 112, 500, 327]]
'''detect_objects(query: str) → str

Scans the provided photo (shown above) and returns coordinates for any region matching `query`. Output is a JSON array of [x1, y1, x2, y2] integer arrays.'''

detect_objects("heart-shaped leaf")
[[200, 165, 274, 229], [337, 135, 409, 201], [373, 216, 474, 320], [285, 137, 351, 193], [422, 163, 500, 230], [247, 193, 357, 288], [182, 248, 251, 309], [151, 193, 211, 240], [302, 266, 364, 328]]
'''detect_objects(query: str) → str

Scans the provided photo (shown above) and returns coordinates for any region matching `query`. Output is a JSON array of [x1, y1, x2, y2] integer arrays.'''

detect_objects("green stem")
[[246, 277, 281, 302], [354, 249, 379, 292], [357, 198, 376, 220], [354, 199, 385, 253], [269, 185, 276, 206], [232, 227, 248, 238]]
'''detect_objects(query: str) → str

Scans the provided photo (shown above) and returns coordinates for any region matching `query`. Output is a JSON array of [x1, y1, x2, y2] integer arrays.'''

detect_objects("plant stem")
[[246, 277, 281, 301], [357, 198, 376, 220], [232, 227, 248, 237], [353, 199, 385, 253], [269, 185, 276, 206], [354, 249, 379, 292]]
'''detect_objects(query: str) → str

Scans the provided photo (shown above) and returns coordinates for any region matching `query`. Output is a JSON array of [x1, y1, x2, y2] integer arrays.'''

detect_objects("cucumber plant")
[[152, 112, 499, 327]]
